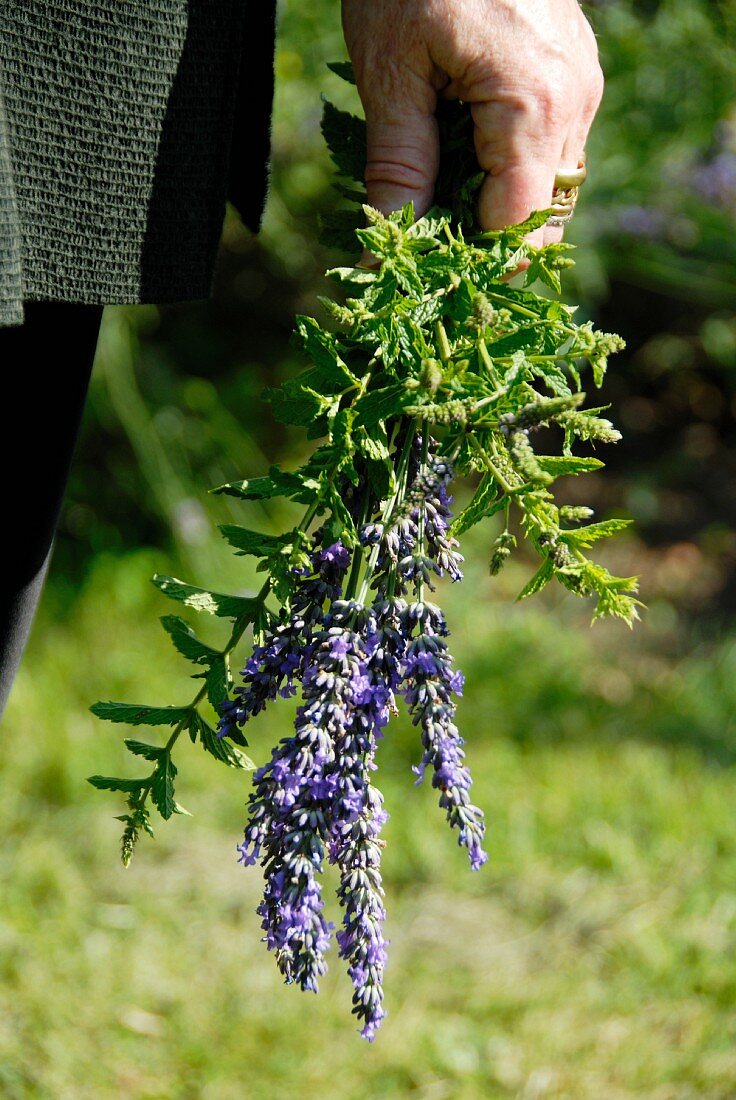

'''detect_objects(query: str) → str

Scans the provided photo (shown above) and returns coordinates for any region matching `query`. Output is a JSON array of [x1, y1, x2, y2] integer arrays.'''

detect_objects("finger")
[[357, 73, 439, 266], [542, 106, 596, 246], [471, 99, 566, 248], [363, 101, 440, 218]]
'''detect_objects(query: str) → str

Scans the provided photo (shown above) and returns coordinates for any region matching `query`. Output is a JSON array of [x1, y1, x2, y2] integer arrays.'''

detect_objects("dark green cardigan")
[[0, 0, 276, 326]]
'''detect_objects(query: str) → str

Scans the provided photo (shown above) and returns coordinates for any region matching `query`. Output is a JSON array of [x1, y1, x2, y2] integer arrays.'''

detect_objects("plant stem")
[[356, 419, 417, 606], [130, 481, 331, 818]]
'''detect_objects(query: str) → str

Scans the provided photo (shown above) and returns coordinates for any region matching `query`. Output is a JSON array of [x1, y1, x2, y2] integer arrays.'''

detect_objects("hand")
[[342, 0, 603, 246]]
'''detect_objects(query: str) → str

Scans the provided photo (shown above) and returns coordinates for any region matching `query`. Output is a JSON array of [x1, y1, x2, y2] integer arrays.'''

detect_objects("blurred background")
[[2, 1, 736, 1096]]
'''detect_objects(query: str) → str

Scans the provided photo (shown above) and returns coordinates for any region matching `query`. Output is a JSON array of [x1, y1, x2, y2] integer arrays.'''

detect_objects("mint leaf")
[[150, 756, 188, 820], [90, 702, 192, 727], [152, 575, 260, 620], [451, 475, 506, 536], [190, 713, 255, 770], [160, 616, 219, 665], [87, 775, 148, 794], [219, 526, 297, 558], [123, 740, 164, 762], [205, 656, 231, 709], [321, 100, 366, 182]]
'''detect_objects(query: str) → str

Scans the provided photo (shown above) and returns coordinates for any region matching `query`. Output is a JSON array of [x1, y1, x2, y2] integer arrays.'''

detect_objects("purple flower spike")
[[334, 780, 389, 1041], [401, 601, 487, 871], [328, 605, 400, 1041], [239, 600, 364, 990], [218, 536, 351, 740]]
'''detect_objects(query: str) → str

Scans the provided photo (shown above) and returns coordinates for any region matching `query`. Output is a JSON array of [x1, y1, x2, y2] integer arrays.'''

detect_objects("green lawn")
[[2, 543, 735, 1099]]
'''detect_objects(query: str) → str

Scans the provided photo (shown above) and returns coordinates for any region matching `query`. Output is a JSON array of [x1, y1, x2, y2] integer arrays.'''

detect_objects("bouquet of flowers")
[[90, 66, 637, 1040]]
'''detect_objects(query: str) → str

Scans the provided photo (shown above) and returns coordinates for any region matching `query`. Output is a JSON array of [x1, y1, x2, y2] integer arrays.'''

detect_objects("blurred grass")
[[3, 541, 736, 1099]]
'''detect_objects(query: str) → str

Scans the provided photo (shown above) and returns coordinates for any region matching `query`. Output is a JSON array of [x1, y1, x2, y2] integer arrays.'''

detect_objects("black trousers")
[[0, 302, 103, 716]]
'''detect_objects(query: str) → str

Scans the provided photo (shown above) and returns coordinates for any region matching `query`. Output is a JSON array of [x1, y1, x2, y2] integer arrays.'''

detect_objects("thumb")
[[362, 82, 439, 217]]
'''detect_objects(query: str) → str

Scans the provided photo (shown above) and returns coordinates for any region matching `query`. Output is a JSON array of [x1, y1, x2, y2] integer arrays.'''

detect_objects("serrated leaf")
[[211, 474, 288, 500], [150, 755, 180, 821], [160, 616, 219, 665], [562, 518, 633, 548], [516, 558, 555, 601], [326, 266, 377, 286], [326, 60, 356, 85], [524, 248, 562, 293], [294, 317, 357, 387], [319, 207, 361, 252], [123, 740, 164, 762], [91, 702, 192, 727], [190, 713, 255, 770], [152, 575, 260, 621], [358, 425, 390, 462], [354, 383, 412, 429], [206, 656, 231, 709], [87, 775, 148, 794], [535, 456, 604, 476], [219, 526, 296, 558], [266, 379, 333, 427], [321, 100, 366, 182], [364, 457, 395, 500], [451, 475, 506, 535], [505, 209, 554, 237]]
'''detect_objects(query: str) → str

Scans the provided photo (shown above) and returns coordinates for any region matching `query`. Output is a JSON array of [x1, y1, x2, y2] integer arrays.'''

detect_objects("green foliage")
[[152, 575, 258, 621], [90, 67, 637, 863], [90, 702, 192, 727]]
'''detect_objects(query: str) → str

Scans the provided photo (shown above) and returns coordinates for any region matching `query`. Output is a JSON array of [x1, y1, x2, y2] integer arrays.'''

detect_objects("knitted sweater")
[[0, 0, 276, 326]]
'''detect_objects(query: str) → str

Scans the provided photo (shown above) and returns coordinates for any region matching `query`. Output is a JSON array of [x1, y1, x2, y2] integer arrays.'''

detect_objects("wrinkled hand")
[[342, 0, 603, 246]]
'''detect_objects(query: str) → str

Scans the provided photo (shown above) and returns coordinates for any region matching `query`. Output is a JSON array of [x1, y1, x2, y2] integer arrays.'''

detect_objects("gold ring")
[[547, 153, 587, 227]]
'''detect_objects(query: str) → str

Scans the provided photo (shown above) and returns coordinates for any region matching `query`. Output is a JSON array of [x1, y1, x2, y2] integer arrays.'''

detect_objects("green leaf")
[[213, 466, 320, 505], [451, 475, 506, 535], [123, 740, 164, 762], [190, 713, 255, 770], [516, 558, 555, 601], [205, 656, 231, 709], [219, 526, 296, 558], [266, 378, 333, 427], [535, 455, 604, 477], [524, 247, 562, 293], [87, 775, 148, 794], [562, 518, 633, 548], [504, 209, 553, 238], [354, 383, 412, 429], [326, 60, 356, 85], [326, 265, 377, 286], [357, 424, 390, 462], [152, 575, 260, 621], [150, 755, 186, 821], [160, 616, 219, 665], [294, 317, 357, 388], [319, 207, 361, 252], [91, 702, 192, 727], [212, 474, 281, 500], [321, 100, 366, 182]]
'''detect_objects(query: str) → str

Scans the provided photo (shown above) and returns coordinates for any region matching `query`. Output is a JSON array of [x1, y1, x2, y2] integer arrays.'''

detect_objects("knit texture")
[[0, 0, 276, 326]]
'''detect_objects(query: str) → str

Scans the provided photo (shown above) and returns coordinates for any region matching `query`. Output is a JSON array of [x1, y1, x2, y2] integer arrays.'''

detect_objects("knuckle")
[[588, 63, 605, 106], [365, 154, 431, 194]]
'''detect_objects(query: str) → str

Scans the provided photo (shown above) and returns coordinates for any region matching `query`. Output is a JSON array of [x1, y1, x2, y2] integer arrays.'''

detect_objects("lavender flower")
[[218, 540, 350, 739], [407, 455, 464, 585], [362, 440, 463, 600], [327, 604, 403, 1040], [401, 602, 487, 871], [235, 442, 485, 1036], [238, 601, 362, 991], [333, 778, 388, 1041]]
